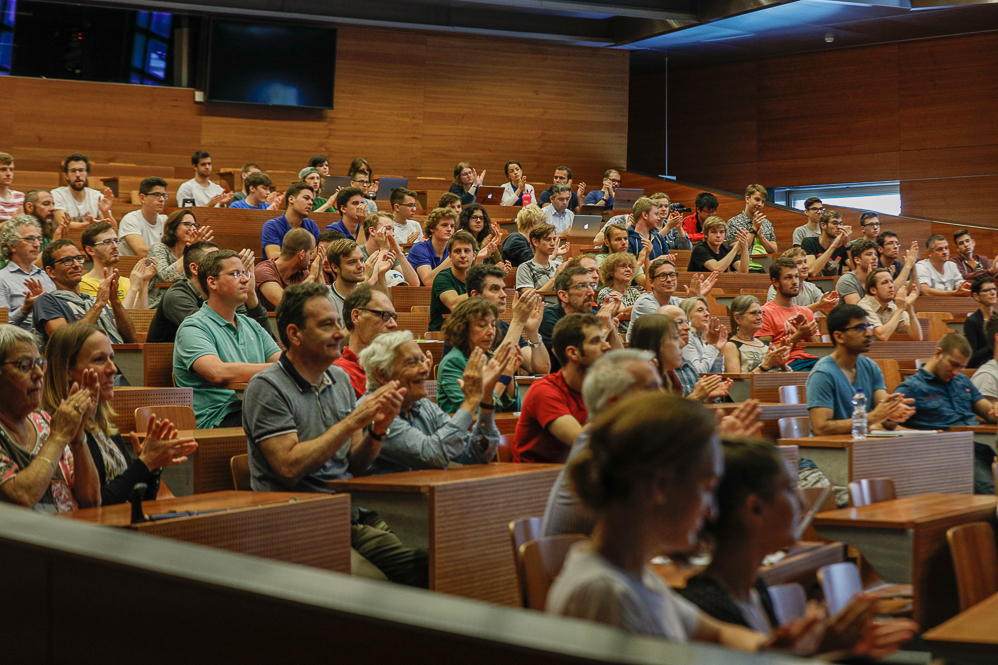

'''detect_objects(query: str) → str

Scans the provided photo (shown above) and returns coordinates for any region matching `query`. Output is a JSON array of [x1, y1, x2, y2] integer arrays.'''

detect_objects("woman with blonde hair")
[[43, 323, 197, 505], [680, 296, 726, 373], [502, 204, 547, 268], [596, 253, 642, 334]]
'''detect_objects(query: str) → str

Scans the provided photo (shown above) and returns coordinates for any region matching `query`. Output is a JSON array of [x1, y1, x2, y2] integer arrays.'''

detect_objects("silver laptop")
[[571, 215, 604, 239], [613, 187, 644, 209], [375, 177, 409, 201]]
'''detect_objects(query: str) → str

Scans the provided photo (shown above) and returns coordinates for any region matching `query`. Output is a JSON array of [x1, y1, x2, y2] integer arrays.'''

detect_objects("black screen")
[[206, 19, 335, 109]]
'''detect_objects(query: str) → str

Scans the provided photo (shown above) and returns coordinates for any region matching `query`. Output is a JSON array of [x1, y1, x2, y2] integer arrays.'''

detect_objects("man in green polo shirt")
[[174, 249, 281, 428], [429, 230, 477, 331]]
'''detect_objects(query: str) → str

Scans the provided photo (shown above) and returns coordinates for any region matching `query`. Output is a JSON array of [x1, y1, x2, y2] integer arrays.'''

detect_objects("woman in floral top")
[[0, 324, 99, 512], [597, 252, 643, 335]]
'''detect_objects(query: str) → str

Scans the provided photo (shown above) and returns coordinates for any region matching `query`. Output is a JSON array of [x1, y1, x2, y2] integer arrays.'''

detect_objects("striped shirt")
[[0, 190, 24, 222]]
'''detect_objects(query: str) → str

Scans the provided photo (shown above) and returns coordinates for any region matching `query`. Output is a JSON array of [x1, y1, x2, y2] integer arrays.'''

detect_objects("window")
[[130, 11, 171, 84], [0, 0, 15, 76], [771, 182, 901, 217]]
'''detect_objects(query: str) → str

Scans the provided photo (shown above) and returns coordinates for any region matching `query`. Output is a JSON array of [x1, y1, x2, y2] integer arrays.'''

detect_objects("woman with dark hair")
[[145, 208, 213, 308], [458, 204, 504, 265], [436, 298, 520, 414], [43, 323, 197, 505], [349, 158, 377, 199], [680, 438, 918, 657], [450, 161, 486, 206], [630, 314, 729, 402], [500, 160, 535, 207]]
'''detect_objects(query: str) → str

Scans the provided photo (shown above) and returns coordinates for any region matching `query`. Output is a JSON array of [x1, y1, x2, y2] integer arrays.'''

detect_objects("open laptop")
[[320, 176, 350, 197], [570, 215, 604, 240], [375, 177, 409, 201], [613, 187, 644, 209], [475, 186, 506, 205]]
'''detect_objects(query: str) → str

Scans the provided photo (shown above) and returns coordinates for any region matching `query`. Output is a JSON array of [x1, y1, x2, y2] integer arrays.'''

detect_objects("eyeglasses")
[[89, 238, 122, 248], [807, 207, 825, 213], [54, 255, 87, 267], [400, 203, 418, 209], [180, 221, 200, 229], [2, 357, 47, 373], [220, 270, 251, 280], [18, 235, 43, 244], [469, 215, 485, 221], [654, 272, 678, 281], [844, 323, 874, 333], [359, 308, 398, 322], [568, 282, 595, 291], [862, 222, 881, 228], [145, 192, 170, 200]]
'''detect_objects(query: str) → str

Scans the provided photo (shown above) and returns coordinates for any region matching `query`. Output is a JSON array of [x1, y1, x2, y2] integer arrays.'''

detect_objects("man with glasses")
[[389, 187, 423, 246], [174, 249, 281, 429], [806, 304, 914, 436], [80, 221, 157, 308], [52, 152, 116, 230], [118, 177, 169, 257], [33, 239, 137, 350], [0, 215, 56, 330], [335, 284, 399, 398], [792, 197, 823, 247], [583, 169, 620, 211], [350, 170, 379, 215], [802, 210, 851, 278], [626, 258, 716, 343], [952, 229, 997, 281], [853, 211, 882, 246], [539, 266, 622, 372]]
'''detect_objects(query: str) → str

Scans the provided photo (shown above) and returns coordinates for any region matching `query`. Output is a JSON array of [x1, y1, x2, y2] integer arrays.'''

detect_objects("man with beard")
[[0, 215, 56, 329], [254, 228, 323, 311], [52, 153, 116, 230], [759, 257, 820, 371], [539, 266, 623, 372], [22, 189, 58, 257], [79, 221, 156, 308], [325, 238, 392, 320]]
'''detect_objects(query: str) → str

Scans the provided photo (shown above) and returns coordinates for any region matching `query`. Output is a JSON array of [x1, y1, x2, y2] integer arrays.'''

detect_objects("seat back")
[[818, 562, 863, 615], [425, 331, 445, 341], [519, 534, 586, 611], [768, 582, 807, 626], [872, 358, 902, 392], [778, 417, 810, 439], [946, 522, 998, 611], [779, 385, 802, 404], [509, 517, 542, 607], [848, 477, 895, 507], [230, 454, 251, 491], [134, 405, 197, 432], [496, 434, 513, 463]]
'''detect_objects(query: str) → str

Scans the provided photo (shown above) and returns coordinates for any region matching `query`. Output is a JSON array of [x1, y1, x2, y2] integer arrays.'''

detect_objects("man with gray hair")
[[357, 329, 505, 475], [915, 234, 970, 297], [544, 183, 574, 235], [0, 215, 55, 330]]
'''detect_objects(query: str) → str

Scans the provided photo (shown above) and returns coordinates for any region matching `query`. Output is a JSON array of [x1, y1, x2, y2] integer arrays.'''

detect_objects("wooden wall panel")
[[902, 175, 998, 230], [758, 152, 899, 189], [900, 145, 998, 180], [0, 26, 626, 188]]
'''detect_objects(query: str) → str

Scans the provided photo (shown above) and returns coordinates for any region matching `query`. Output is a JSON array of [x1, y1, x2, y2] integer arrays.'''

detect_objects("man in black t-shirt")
[[687, 217, 750, 273], [801, 210, 850, 278]]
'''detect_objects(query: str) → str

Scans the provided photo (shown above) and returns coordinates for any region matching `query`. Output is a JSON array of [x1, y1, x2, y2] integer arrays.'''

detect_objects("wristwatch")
[[524, 340, 542, 348]]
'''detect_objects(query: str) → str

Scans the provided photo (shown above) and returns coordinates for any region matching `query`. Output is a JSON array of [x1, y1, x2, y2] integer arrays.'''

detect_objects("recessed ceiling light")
[[825, 33, 835, 43]]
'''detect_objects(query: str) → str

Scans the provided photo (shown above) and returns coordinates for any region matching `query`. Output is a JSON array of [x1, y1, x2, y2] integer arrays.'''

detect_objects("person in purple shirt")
[[260, 182, 319, 259], [230, 172, 277, 211], [323, 186, 368, 241]]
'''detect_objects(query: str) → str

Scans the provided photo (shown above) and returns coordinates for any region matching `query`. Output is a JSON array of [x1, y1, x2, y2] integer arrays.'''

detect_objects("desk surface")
[[923, 591, 998, 648], [951, 424, 997, 434], [64, 490, 321, 527], [778, 430, 945, 448], [327, 463, 562, 494], [814, 494, 997, 529]]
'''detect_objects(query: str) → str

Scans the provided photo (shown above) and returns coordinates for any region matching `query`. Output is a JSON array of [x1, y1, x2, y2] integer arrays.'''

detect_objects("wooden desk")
[[814, 494, 997, 628], [707, 402, 808, 441], [65, 490, 351, 574], [149, 427, 247, 496], [922, 591, 998, 664], [800, 342, 834, 357], [494, 412, 518, 436], [950, 424, 997, 452], [778, 431, 975, 495], [328, 463, 561, 605], [111, 343, 144, 386]]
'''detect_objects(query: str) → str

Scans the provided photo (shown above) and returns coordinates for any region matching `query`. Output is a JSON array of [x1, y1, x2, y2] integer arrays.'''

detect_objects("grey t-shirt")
[[516, 259, 560, 305], [626, 292, 682, 342], [835, 271, 864, 301], [243, 357, 358, 493], [792, 224, 820, 246]]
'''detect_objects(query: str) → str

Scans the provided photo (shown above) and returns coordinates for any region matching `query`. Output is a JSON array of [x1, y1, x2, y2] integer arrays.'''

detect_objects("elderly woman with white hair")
[[357, 330, 505, 475], [0, 324, 101, 511], [680, 296, 726, 373]]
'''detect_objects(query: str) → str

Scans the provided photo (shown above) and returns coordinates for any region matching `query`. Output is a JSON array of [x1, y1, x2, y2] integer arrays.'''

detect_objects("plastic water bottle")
[[851, 389, 868, 440], [522, 189, 532, 206]]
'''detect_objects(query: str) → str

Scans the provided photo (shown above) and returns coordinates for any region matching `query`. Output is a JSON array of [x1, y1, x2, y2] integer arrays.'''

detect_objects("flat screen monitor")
[[206, 19, 335, 109]]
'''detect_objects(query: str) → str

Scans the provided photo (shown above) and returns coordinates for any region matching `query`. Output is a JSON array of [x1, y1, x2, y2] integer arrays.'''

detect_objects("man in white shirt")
[[52, 152, 116, 230], [915, 234, 970, 297], [177, 150, 231, 208], [971, 313, 998, 403], [389, 187, 423, 245], [118, 177, 168, 257], [544, 183, 574, 235]]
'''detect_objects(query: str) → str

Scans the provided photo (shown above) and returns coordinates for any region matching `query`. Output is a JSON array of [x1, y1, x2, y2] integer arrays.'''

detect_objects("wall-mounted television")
[[206, 19, 335, 109]]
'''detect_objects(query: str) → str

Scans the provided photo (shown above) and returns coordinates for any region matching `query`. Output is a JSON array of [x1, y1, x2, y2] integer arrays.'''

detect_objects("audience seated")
[[876, 229, 911, 281], [254, 228, 322, 311], [349, 170, 379, 216], [952, 228, 995, 280], [597, 253, 642, 335], [680, 296, 726, 373], [438, 191, 462, 217], [629, 197, 685, 260], [146, 242, 270, 344], [759, 258, 819, 371], [765, 248, 836, 312], [229, 172, 278, 211], [854, 211, 881, 245], [916, 234, 970, 296], [635, 307, 730, 401], [723, 296, 792, 374], [261, 181, 320, 260], [802, 210, 850, 278], [43, 323, 196, 505], [326, 238, 391, 320], [539, 266, 622, 373], [726, 185, 778, 271], [0, 215, 56, 330], [894, 332, 997, 494], [627, 258, 715, 342], [458, 204, 504, 266], [437, 299, 520, 414], [681, 191, 717, 244], [501, 160, 535, 207], [51, 152, 116, 230], [857, 268, 921, 342], [173, 249, 281, 428], [0, 324, 99, 511], [596, 224, 646, 289], [449, 161, 485, 206], [805, 304, 915, 436], [22, 189, 58, 256], [970, 310, 998, 403], [516, 222, 565, 302], [429, 231, 479, 332], [359, 329, 501, 473], [334, 284, 399, 398], [177, 150, 230, 208], [360, 212, 419, 286], [325, 187, 369, 241], [390, 187, 423, 246], [836, 239, 879, 305], [34, 239, 137, 350], [229, 163, 261, 202], [502, 204, 545, 268], [299, 168, 331, 213], [582, 168, 619, 211], [80, 221, 156, 309], [409, 207, 456, 285], [145, 209, 214, 309], [964, 275, 996, 368], [512, 313, 608, 463], [242, 282, 427, 586], [688, 217, 750, 273], [544, 183, 574, 235], [117, 177, 169, 258], [317, 228, 344, 286], [792, 196, 823, 247], [0, 152, 24, 223], [539, 166, 583, 213]]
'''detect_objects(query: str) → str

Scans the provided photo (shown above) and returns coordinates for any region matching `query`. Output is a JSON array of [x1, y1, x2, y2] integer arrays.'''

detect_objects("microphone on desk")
[[130, 483, 149, 524]]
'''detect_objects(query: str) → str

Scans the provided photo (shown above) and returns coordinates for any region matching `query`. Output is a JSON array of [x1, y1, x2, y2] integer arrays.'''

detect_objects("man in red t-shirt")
[[758, 257, 820, 372], [333, 284, 399, 397], [681, 192, 718, 244], [512, 313, 610, 463], [254, 228, 322, 311]]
